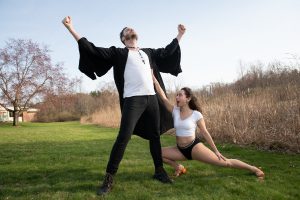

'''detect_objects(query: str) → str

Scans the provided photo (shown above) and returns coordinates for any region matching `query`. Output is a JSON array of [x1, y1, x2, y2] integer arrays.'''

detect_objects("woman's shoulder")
[[193, 110, 202, 114], [193, 110, 203, 120]]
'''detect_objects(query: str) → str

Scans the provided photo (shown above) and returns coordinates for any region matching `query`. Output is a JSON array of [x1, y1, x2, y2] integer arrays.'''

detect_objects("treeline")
[[34, 84, 119, 122], [34, 61, 299, 152], [198, 61, 300, 97]]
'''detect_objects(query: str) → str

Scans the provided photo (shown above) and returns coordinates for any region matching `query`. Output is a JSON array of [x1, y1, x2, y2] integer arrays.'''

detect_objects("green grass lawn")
[[0, 122, 299, 200]]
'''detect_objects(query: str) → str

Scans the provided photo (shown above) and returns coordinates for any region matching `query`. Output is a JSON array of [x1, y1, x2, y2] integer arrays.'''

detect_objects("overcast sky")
[[1, 0, 299, 92]]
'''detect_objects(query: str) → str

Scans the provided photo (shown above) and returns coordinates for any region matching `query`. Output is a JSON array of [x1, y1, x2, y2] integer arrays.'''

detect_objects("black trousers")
[[106, 95, 162, 175]]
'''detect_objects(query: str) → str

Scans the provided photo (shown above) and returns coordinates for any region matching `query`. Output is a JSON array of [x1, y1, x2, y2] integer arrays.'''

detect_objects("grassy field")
[[0, 122, 299, 200]]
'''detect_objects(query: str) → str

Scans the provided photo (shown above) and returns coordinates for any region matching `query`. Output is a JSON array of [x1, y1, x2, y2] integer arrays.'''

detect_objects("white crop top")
[[172, 106, 203, 137]]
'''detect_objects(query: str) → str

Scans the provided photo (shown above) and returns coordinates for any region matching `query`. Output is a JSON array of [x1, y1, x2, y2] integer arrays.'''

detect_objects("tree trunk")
[[13, 110, 19, 126]]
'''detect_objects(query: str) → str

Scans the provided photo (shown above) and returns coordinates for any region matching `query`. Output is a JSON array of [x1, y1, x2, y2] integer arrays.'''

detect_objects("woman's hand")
[[215, 150, 226, 161], [152, 70, 159, 85]]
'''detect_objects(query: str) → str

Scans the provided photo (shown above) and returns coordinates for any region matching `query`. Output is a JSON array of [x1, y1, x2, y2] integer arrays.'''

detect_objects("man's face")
[[122, 27, 138, 46]]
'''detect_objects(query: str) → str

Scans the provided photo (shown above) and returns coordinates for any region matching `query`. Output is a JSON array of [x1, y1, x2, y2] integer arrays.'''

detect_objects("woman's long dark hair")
[[181, 87, 203, 113]]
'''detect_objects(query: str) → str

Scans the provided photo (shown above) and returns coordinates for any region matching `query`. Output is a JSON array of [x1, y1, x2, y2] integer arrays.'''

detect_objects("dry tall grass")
[[80, 85, 299, 153], [80, 106, 121, 128], [199, 86, 300, 153], [80, 63, 300, 153]]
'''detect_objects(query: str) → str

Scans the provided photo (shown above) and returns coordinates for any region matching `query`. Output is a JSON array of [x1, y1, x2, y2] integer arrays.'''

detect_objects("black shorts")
[[177, 137, 201, 160]]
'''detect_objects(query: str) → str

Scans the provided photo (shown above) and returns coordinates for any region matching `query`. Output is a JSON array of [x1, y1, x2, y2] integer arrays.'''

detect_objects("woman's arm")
[[197, 119, 226, 161], [152, 72, 174, 113], [62, 16, 82, 41]]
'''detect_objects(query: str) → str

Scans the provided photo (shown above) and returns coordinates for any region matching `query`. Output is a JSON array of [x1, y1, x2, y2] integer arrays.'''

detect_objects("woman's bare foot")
[[253, 166, 265, 179], [174, 164, 187, 177]]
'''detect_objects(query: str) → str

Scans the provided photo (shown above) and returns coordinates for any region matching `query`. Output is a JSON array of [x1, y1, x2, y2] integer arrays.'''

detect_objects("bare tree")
[[0, 38, 72, 126]]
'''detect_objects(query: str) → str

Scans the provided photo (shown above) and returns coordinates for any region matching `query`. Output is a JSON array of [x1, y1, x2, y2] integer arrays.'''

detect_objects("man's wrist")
[[176, 34, 182, 42], [67, 26, 74, 31]]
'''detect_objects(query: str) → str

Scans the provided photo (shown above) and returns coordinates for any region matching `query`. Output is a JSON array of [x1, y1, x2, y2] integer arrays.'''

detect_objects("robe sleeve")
[[78, 37, 116, 80], [152, 38, 182, 76]]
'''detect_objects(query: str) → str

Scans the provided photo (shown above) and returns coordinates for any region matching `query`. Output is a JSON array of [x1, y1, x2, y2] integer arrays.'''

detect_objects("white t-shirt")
[[123, 50, 155, 98], [172, 106, 203, 137]]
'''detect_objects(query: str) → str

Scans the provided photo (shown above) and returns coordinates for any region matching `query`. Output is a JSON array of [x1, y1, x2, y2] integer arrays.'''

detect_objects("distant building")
[[0, 106, 38, 122]]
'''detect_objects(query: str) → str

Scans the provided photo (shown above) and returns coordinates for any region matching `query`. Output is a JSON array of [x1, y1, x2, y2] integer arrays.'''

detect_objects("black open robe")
[[77, 37, 182, 140]]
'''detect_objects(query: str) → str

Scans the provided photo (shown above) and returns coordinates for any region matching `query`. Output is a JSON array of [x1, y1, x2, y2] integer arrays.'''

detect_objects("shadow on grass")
[[0, 137, 157, 198], [1, 168, 97, 196], [1, 168, 167, 198]]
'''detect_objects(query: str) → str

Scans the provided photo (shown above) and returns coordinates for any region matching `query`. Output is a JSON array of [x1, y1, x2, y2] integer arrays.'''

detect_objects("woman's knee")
[[162, 147, 174, 158], [162, 156, 169, 162], [225, 159, 233, 168]]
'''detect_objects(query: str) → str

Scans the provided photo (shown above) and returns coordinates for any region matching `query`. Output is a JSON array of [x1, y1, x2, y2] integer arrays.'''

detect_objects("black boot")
[[97, 173, 114, 195], [153, 166, 173, 184]]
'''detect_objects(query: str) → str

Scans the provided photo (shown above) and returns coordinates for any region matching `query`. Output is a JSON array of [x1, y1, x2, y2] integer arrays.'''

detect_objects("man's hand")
[[178, 24, 186, 35], [62, 16, 73, 30], [61, 16, 81, 41], [176, 24, 186, 42]]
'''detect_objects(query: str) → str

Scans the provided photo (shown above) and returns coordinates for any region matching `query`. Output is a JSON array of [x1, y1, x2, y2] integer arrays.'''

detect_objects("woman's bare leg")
[[162, 146, 187, 175], [191, 143, 264, 178]]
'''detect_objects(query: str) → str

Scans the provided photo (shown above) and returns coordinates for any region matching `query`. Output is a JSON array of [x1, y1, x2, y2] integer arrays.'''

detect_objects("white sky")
[[1, 0, 299, 92]]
